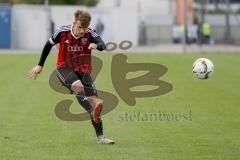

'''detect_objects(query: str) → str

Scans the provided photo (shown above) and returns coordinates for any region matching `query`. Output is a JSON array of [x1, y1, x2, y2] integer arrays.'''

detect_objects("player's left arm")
[[88, 29, 106, 51]]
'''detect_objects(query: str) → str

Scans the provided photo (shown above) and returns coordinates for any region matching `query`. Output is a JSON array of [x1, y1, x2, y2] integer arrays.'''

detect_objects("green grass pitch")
[[0, 53, 239, 160]]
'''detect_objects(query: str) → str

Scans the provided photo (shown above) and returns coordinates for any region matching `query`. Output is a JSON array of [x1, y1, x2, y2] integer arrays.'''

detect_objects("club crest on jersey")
[[81, 38, 88, 45]]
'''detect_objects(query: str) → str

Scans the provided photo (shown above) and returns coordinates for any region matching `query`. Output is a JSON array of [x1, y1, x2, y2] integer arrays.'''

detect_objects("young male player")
[[28, 10, 115, 144]]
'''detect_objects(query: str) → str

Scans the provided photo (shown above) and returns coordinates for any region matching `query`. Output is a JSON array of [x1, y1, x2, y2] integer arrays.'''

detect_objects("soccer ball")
[[192, 58, 214, 79]]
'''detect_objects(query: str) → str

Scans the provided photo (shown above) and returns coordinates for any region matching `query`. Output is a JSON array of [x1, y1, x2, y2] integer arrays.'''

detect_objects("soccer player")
[[28, 10, 115, 144]]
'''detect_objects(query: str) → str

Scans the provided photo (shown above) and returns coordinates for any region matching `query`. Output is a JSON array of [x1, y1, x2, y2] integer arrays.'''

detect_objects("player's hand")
[[28, 65, 43, 80], [88, 43, 97, 50]]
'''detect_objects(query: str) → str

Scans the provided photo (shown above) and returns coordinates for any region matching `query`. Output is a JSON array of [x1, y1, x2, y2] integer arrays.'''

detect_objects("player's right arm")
[[28, 27, 61, 80]]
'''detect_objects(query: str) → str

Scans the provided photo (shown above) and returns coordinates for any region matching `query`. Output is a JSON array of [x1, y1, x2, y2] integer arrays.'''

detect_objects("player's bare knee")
[[88, 96, 97, 108], [71, 80, 84, 93]]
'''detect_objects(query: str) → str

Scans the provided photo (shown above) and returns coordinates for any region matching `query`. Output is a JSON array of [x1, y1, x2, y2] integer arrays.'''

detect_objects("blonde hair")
[[74, 10, 91, 28]]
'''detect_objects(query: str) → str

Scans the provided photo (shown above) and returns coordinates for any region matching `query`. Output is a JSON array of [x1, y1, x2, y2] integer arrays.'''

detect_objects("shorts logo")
[[68, 46, 84, 52], [81, 38, 88, 45]]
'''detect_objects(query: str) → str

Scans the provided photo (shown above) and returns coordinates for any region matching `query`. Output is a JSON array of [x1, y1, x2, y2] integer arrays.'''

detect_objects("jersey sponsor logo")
[[67, 46, 84, 52]]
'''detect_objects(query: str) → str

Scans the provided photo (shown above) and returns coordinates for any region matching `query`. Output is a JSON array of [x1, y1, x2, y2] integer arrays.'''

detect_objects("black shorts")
[[56, 67, 98, 97]]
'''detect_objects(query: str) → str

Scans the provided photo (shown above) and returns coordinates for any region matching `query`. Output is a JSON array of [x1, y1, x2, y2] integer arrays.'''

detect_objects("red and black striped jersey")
[[49, 25, 101, 73]]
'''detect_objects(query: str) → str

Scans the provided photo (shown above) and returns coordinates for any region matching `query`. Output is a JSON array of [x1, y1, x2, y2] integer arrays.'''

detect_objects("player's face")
[[73, 20, 88, 37]]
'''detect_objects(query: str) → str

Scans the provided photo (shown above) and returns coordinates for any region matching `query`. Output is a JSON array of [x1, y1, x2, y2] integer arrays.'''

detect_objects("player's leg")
[[87, 96, 115, 144], [71, 80, 85, 95], [57, 69, 115, 144], [57, 67, 93, 115], [79, 74, 104, 124], [87, 96, 102, 123], [70, 74, 103, 126], [81, 73, 115, 144], [72, 81, 109, 143], [72, 80, 94, 115]]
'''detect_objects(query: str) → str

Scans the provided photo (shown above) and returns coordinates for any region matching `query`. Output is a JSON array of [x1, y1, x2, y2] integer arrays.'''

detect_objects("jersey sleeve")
[[38, 26, 71, 66], [88, 28, 99, 39], [88, 28, 106, 51], [48, 27, 62, 45], [38, 41, 53, 66]]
